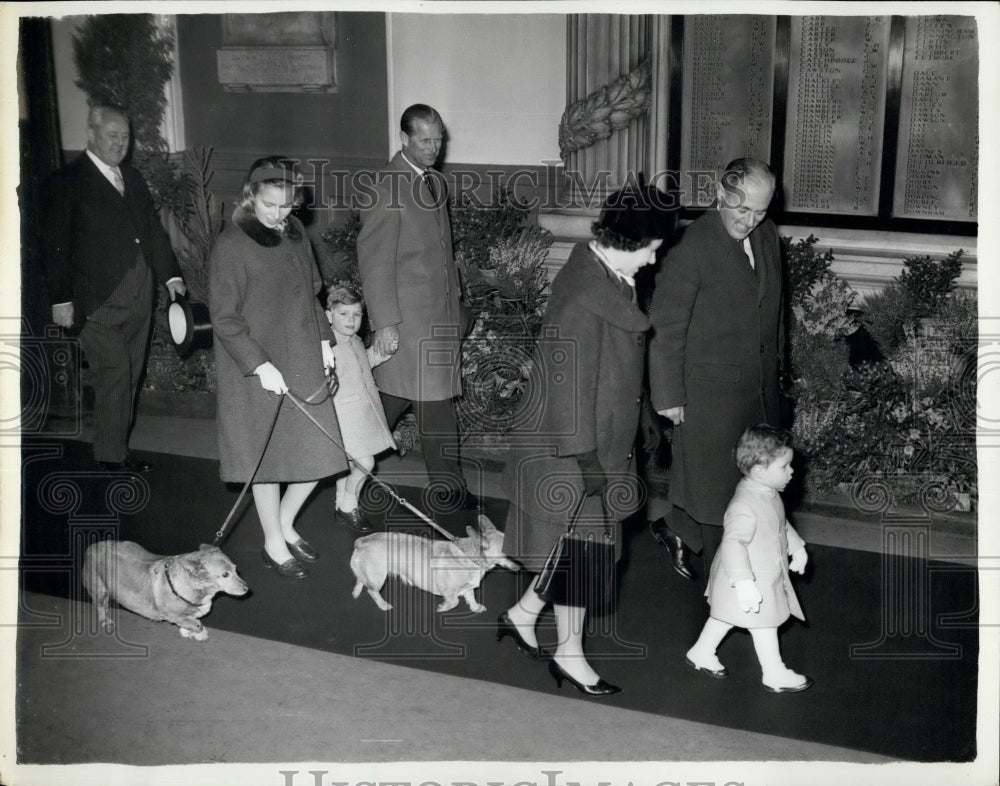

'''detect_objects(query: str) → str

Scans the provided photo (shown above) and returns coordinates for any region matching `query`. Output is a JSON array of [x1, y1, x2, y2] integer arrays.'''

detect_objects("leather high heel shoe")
[[496, 612, 550, 660], [549, 659, 621, 696]]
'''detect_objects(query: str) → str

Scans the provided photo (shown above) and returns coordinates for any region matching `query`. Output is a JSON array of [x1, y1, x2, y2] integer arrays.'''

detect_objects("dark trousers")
[[77, 259, 152, 463], [380, 392, 466, 497]]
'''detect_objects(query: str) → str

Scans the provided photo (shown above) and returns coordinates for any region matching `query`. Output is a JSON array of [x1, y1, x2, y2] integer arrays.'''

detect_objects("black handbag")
[[534, 495, 617, 615]]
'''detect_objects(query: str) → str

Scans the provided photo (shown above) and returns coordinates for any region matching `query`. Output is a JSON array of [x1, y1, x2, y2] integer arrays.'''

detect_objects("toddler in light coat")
[[685, 423, 812, 692], [326, 286, 397, 532]]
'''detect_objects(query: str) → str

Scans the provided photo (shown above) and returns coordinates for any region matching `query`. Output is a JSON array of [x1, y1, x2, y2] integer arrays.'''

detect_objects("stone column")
[[562, 14, 670, 207]]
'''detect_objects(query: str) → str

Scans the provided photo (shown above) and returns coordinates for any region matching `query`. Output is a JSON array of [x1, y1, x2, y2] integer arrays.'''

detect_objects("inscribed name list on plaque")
[[217, 12, 338, 93], [784, 16, 891, 215], [680, 15, 775, 207], [893, 16, 978, 222]]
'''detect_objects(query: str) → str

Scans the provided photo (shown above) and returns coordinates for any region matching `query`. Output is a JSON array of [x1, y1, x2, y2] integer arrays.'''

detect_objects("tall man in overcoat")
[[356, 103, 472, 524], [40, 105, 185, 471], [648, 158, 785, 582]]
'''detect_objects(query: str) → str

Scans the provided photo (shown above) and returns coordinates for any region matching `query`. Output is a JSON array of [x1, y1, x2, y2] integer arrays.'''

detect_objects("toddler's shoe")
[[762, 667, 813, 693], [684, 647, 728, 678]]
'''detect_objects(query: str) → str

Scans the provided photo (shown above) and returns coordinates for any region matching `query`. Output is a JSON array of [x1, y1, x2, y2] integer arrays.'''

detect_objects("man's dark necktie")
[[423, 171, 438, 202]]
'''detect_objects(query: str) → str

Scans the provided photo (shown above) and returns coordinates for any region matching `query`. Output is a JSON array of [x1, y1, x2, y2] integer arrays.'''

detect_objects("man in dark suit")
[[356, 103, 472, 530], [647, 158, 784, 583], [41, 105, 185, 471]]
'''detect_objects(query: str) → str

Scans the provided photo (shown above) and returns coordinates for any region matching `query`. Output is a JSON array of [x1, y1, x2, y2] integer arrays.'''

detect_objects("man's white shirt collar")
[[400, 151, 425, 176], [86, 149, 122, 187]]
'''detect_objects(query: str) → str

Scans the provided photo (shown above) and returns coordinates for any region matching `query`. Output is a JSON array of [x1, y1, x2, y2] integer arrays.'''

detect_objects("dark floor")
[[6, 411, 997, 786]]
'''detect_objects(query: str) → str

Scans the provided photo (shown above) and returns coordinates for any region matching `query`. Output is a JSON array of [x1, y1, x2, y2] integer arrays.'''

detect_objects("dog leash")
[[283, 388, 458, 543], [211, 369, 462, 546], [213, 393, 287, 547], [213, 375, 338, 547]]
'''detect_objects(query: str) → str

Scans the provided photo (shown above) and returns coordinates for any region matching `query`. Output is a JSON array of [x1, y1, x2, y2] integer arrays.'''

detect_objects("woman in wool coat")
[[210, 157, 347, 579], [498, 184, 677, 696]]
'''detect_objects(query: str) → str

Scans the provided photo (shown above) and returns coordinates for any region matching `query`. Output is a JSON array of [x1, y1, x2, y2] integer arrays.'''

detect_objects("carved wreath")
[[558, 59, 652, 159]]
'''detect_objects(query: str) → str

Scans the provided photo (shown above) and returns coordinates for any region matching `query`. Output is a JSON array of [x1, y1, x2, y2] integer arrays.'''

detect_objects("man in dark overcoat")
[[356, 103, 471, 526], [648, 158, 785, 582], [40, 105, 185, 470]]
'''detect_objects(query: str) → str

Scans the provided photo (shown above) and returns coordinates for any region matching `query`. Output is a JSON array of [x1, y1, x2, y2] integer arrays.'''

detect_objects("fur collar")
[[232, 205, 301, 247]]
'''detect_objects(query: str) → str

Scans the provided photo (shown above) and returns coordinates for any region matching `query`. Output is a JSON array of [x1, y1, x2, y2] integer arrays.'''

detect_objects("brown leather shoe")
[[335, 507, 372, 533]]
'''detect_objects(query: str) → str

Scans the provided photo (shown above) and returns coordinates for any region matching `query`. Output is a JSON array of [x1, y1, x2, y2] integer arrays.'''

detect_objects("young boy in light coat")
[[326, 286, 397, 533], [685, 424, 812, 693]]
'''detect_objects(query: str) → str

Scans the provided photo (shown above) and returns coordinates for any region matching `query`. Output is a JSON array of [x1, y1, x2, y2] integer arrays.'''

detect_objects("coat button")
[[134, 238, 140, 244], [760, 344, 765, 353], [627, 451, 633, 460]]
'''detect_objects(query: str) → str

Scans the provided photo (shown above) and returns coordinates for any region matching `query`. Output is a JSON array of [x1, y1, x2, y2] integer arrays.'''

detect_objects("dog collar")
[[164, 560, 202, 607]]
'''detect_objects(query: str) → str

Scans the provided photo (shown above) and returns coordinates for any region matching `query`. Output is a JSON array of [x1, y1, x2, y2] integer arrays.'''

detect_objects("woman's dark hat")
[[168, 294, 213, 358], [595, 179, 679, 246]]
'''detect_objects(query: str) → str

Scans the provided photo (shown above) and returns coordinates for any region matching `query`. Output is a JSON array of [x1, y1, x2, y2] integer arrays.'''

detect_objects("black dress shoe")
[[287, 538, 318, 562], [650, 520, 696, 582], [97, 456, 151, 473], [122, 455, 152, 472], [496, 611, 550, 660], [335, 507, 372, 533], [459, 490, 482, 512], [549, 659, 621, 696], [261, 549, 308, 578]]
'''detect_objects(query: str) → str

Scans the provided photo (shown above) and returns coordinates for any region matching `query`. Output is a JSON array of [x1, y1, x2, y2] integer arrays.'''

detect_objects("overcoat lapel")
[[748, 230, 770, 303], [81, 155, 138, 232], [711, 211, 757, 294]]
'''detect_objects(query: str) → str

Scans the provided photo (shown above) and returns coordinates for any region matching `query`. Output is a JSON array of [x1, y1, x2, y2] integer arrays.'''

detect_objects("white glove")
[[52, 302, 75, 328], [735, 579, 763, 613], [321, 340, 335, 370], [789, 547, 808, 574], [254, 361, 288, 394]]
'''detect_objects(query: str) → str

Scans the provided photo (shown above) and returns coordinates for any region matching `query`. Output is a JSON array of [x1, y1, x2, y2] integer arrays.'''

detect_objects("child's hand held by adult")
[[374, 325, 400, 357], [735, 578, 763, 613]]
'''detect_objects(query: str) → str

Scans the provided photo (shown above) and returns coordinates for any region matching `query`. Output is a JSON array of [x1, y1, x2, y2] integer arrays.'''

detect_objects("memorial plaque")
[[217, 47, 336, 92], [784, 16, 891, 215], [216, 12, 338, 93], [680, 15, 775, 207], [893, 16, 978, 221]]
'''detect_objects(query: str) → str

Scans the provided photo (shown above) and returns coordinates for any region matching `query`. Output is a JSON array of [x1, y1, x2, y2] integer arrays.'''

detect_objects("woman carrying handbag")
[[497, 182, 677, 695]]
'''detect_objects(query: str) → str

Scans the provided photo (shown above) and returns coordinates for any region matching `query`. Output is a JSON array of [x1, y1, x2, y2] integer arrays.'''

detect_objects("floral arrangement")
[[318, 211, 364, 293], [787, 238, 976, 512], [144, 147, 222, 393], [455, 218, 552, 452]]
